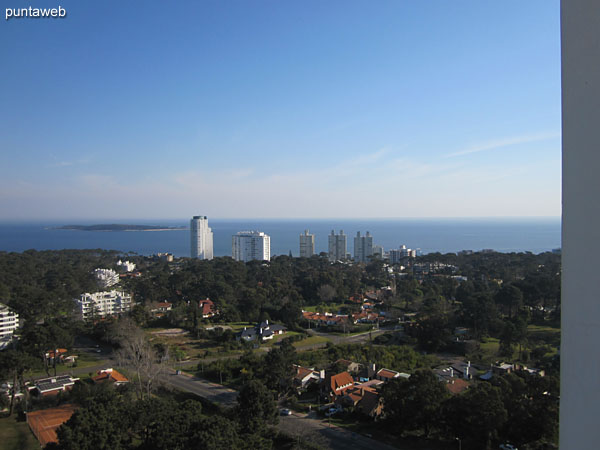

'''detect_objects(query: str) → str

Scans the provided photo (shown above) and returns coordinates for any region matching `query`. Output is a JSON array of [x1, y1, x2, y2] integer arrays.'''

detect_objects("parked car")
[[499, 444, 518, 450], [325, 407, 341, 417], [280, 408, 292, 416]]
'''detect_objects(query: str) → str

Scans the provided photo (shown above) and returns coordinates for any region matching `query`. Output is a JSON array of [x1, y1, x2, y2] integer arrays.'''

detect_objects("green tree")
[[495, 284, 524, 318], [382, 369, 450, 436], [56, 389, 131, 450], [236, 380, 278, 435], [444, 382, 507, 450]]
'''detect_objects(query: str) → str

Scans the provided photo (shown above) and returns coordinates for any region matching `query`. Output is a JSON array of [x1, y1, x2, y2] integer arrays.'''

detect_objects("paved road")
[[279, 411, 399, 450], [164, 370, 238, 406]]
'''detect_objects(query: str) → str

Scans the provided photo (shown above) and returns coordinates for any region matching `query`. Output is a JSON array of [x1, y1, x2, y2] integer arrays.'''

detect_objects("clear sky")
[[0, 0, 561, 220]]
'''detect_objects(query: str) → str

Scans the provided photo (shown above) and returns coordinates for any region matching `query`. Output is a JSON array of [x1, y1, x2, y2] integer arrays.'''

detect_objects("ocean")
[[0, 218, 561, 257]]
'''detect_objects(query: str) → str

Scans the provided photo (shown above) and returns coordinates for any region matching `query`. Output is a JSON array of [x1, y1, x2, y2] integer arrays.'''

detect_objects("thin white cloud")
[[445, 132, 561, 158]]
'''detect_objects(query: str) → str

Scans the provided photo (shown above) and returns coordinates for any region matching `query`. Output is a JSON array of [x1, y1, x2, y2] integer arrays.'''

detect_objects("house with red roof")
[[445, 378, 470, 395], [293, 365, 323, 389], [328, 371, 354, 399], [199, 298, 218, 318], [92, 368, 129, 385], [45, 348, 68, 364], [376, 368, 410, 382]]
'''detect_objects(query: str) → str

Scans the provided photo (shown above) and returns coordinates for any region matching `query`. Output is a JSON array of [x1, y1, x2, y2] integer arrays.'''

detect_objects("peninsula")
[[56, 224, 185, 232]]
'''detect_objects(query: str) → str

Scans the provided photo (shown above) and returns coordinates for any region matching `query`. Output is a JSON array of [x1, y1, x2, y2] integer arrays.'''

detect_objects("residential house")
[[328, 371, 354, 399], [45, 348, 68, 364], [376, 368, 409, 382], [292, 365, 323, 389], [302, 311, 349, 327], [236, 320, 287, 342], [29, 375, 79, 397], [92, 368, 129, 386], [199, 298, 218, 318], [445, 378, 470, 395], [435, 361, 475, 383], [335, 381, 385, 419], [150, 301, 172, 318]]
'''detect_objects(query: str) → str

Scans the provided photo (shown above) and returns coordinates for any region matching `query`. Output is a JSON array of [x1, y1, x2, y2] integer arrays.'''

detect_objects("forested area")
[[0, 249, 561, 449]]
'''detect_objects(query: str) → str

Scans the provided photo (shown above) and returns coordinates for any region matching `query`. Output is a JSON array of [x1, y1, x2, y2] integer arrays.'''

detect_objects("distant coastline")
[[54, 224, 186, 232]]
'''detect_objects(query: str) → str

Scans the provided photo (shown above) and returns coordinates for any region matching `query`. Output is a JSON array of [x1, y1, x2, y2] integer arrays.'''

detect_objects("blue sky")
[[0, 0, 561, 220]]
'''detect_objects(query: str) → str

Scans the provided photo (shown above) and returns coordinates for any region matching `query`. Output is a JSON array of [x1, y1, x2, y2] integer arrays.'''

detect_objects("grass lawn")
[[0, 415, 39, 450], [302, 303, 348, 313], [478, 337, 501, 363], [293, 336, 330, 349], [27, 351, 109, 379]]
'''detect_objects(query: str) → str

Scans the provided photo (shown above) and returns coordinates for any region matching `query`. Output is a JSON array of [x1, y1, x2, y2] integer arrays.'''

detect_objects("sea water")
[[0, 218, 560, 257]]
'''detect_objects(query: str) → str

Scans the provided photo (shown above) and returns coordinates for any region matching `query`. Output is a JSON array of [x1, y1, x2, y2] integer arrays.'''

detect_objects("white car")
[[499, 444, 518, 450]]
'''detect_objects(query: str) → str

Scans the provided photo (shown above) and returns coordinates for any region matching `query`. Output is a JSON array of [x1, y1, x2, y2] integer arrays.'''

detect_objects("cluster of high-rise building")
[[190, 216, 271, 262], [189, 216, 418, 263]]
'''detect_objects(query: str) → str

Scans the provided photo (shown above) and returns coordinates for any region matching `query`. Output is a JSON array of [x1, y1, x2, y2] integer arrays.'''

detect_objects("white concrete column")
[[560, 1, 600, 448]]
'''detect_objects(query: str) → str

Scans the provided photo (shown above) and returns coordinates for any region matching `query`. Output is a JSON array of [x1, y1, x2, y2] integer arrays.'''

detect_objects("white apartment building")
[[190, 216, 214, 260], [93, 268, 120, 288], [0, 303, 19, 346], [299, 229, 315, 258], [77, 291, 133, 320], [328, 230, 347, 262], [116, 260, 136, 272], [372, 245, 384, 259], [354, 231, 374, 263], [389, 245, 417, 264], [232, 231, 270, 262]]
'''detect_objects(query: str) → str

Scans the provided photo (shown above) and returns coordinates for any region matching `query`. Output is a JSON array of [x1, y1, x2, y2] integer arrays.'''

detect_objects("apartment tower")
[[232, 231, 271, 262], [354, 231, 374, 263], [299, 230, 315, 258], [190, 216, 214, 260], [328, 230, 347, 262]]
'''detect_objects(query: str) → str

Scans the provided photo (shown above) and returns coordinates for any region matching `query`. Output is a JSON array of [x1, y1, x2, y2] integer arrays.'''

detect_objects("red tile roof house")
[[445, 378, 470, 395], [199, 298, 218, 318], [376, 368, 410, 383], [335, 383, 385, 419], [293, 365, 323, 389], [328, 371, 355, 400], [91, 368, 129, 386], [45, 348, 68, 364]]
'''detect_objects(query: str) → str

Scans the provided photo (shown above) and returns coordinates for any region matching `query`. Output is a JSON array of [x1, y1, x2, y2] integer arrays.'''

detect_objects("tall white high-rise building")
[[354, 231, 374, 263], [191, 216, 213, 260], [232, 231, 270, 262], [299, 230, 315, 258], [328, 230, 347, 262]]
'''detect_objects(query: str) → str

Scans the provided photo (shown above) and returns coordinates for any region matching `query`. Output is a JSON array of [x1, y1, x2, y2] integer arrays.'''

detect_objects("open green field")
[[27, 351, 109, 379], [0, 415, 39, 450], [527, 324, 560, 357], [293, 335, 330, 349], [478, 337, 501, 363], [302, 303, 348, 313]]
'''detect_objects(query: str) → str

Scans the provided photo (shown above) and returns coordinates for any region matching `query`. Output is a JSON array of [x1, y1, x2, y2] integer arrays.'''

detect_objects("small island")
[[56, 224, 186, 232]]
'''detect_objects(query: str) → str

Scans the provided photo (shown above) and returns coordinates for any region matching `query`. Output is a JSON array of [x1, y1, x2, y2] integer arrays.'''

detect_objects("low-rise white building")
[[0, 303, 19, 348], [116, 260, 136, 272], [93, 268, 120, 288], [77, 291, 133, 320]]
